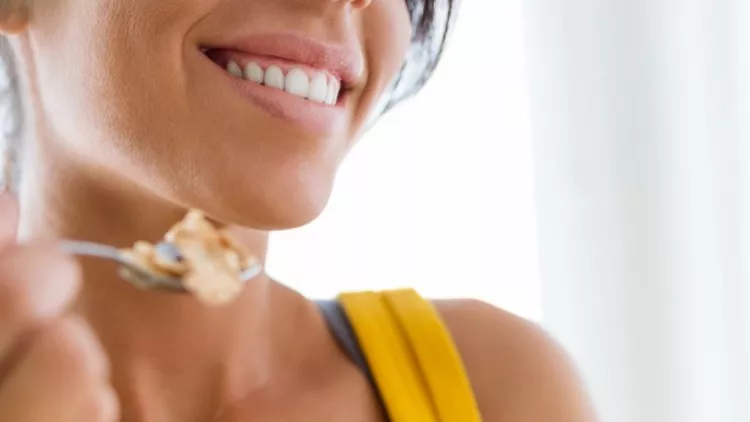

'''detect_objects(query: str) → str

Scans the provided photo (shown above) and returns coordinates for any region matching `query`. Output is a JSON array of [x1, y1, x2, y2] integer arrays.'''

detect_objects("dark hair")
[[0, 0, 459, 189], [381, 0, 459, 114]]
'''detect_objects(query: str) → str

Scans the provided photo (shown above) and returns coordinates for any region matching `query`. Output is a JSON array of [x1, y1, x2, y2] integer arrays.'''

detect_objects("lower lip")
[[206, 56, 347, 134]]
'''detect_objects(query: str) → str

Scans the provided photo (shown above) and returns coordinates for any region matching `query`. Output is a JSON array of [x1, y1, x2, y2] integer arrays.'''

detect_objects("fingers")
[[0, 245, 81, 363], [0, 317, 118, 422], [0, 194, 118, 422]]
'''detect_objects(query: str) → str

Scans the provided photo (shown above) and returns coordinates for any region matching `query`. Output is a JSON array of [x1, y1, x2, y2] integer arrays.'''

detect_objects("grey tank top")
[[317, 300, 375, 381], [317, 300, 388, 415]]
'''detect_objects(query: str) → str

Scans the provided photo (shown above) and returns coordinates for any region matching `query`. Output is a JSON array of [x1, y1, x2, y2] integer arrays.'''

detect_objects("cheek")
[[29, 0, 211, 178], [353, 1, 412, 126], [366, 1, 412, 75]]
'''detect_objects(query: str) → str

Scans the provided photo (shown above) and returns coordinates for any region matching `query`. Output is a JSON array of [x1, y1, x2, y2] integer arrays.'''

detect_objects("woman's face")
[[24, 0, 411, 228]]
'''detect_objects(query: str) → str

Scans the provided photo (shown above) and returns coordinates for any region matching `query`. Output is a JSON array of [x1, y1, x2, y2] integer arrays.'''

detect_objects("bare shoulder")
[[434, 299, 598, 422]]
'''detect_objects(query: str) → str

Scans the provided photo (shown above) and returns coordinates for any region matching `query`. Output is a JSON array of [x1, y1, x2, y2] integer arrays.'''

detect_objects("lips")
[[201, 33, 363, 133], [207, 50, 342, 105], [212, 33, 363, 84]]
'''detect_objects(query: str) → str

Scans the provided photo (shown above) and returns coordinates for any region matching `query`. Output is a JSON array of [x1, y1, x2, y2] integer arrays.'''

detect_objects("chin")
[[181, 173, 336, 231], [230, 194, 331, 231]]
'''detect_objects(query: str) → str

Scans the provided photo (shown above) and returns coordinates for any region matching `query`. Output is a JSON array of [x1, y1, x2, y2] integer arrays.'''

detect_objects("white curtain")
[[523, 1, 750, 421]]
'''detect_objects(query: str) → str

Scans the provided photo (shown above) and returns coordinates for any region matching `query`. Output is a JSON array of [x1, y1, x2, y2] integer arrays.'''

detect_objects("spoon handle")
[[59, 240, 126, 263], [58, 240, 186, 291]]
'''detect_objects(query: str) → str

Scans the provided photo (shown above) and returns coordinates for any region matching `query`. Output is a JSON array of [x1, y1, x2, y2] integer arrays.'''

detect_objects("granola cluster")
[[121, 210, 259, 305]]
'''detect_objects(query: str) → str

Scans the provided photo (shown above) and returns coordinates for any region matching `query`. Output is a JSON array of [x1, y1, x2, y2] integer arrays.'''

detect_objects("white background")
[[524, 1, 750, 420], [266, 0, 542, 320]]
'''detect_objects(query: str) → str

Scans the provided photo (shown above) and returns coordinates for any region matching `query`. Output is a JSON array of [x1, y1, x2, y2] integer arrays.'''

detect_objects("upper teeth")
[[226, 60, 340, 105]]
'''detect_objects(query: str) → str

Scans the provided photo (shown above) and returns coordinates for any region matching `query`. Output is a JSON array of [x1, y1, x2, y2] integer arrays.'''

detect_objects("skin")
[[0, 0, 598, 421]]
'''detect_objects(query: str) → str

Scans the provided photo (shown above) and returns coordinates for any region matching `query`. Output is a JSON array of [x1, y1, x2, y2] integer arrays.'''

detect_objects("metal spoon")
[[59, 240, 263, 292]]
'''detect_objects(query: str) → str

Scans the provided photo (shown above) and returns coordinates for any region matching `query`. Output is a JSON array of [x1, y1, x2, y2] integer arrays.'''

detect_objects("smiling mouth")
[[197, 33, 361, 132], [204, 49, 345, 106]]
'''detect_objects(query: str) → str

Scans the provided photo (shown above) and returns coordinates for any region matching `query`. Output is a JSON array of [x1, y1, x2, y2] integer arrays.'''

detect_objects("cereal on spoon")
[[120, 210, 260, 306]]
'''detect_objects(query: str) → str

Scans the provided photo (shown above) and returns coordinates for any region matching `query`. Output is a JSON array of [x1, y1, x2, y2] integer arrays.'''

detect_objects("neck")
[[17, 144, 321, 421]]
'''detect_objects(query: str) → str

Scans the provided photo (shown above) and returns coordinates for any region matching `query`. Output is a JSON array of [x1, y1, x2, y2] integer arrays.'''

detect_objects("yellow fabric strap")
[[338, 289, 482, 422]]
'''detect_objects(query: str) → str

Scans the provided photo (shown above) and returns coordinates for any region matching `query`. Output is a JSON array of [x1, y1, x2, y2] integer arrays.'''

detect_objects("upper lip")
[[205, 33, 364, 88]]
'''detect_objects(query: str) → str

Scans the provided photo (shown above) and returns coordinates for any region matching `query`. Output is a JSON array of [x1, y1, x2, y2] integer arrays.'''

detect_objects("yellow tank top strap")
[[338, 289, 483, 422], [337, 290, 437, 422]]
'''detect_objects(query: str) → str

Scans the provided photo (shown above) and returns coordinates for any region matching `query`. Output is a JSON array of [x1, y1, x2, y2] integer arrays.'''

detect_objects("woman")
[[0, 0, 597, 421]]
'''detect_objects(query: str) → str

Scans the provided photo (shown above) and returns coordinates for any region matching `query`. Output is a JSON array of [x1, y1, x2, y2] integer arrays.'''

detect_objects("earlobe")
[[0, 0, 29, 34]]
